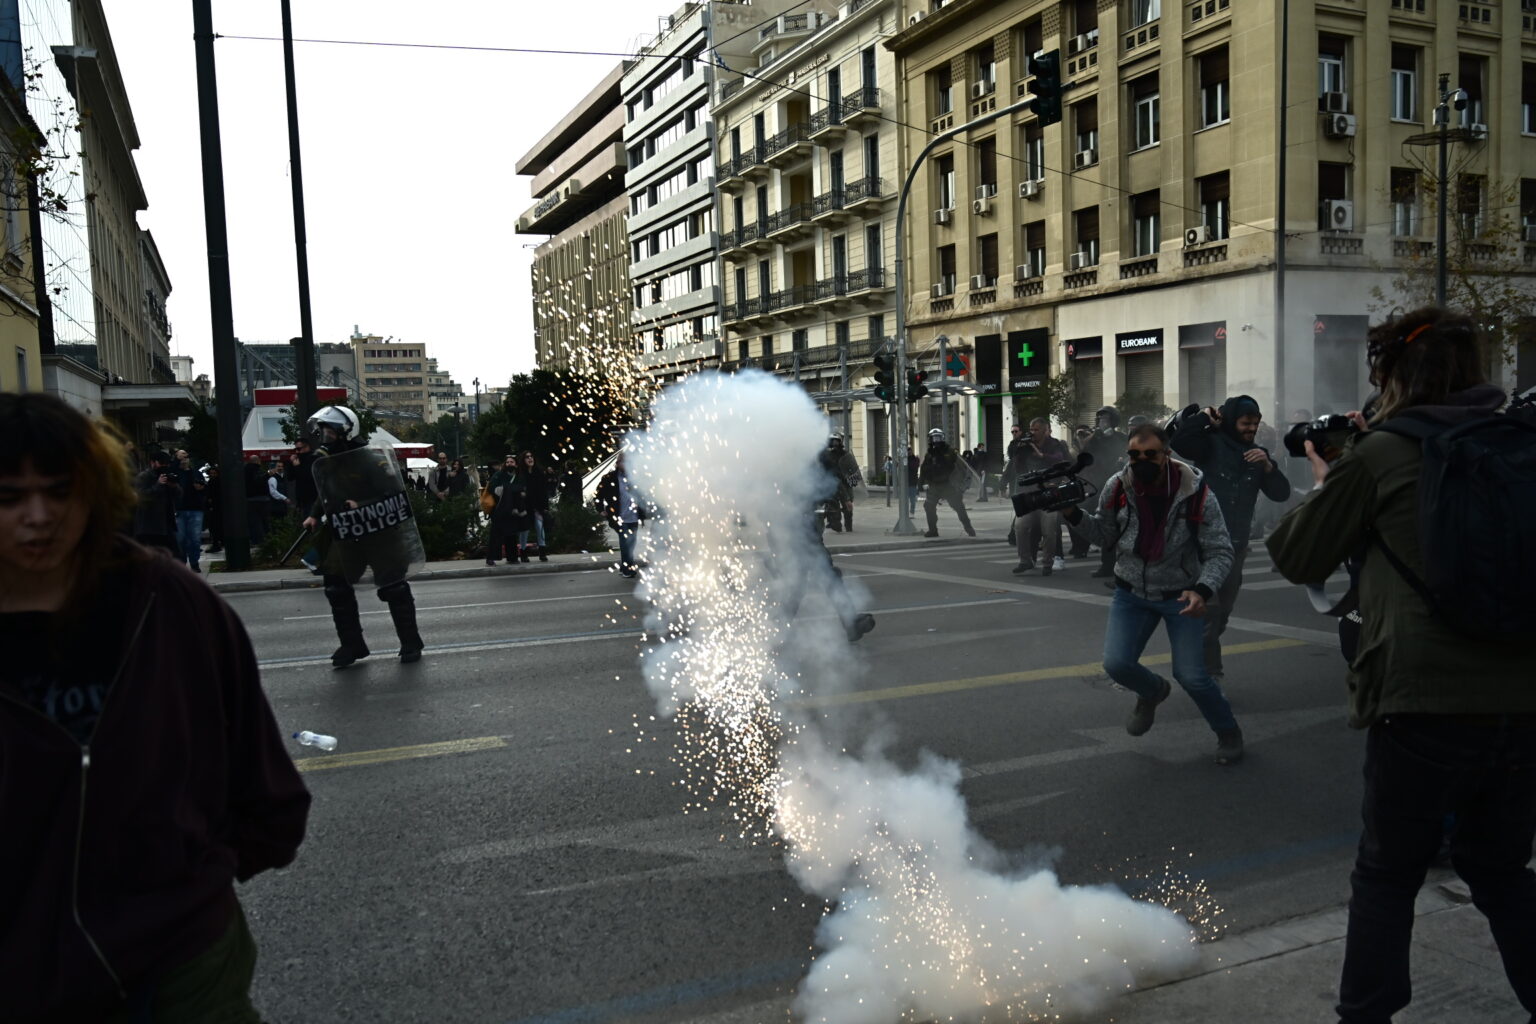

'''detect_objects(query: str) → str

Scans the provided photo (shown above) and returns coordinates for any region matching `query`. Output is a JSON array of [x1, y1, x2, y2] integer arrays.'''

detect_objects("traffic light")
[[1027, 49, 1062, 127], [906, 368, 929, 404], [872, 350, 896, 403]]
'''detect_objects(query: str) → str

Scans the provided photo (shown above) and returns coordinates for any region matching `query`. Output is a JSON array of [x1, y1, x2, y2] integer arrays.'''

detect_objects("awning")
[[102, 382, 199, 421]]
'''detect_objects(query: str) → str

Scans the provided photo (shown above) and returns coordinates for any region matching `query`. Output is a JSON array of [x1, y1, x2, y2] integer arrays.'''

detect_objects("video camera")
[[1011, 452, 1096, 516], [1283, 414, 1361, 462]]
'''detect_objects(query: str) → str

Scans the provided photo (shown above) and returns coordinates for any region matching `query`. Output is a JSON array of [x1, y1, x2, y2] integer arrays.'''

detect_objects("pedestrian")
[[0, 391, 310, 1022], [973, 442, 991, 502], [131, 450, 182, 556], [558, 461, 583, 506], [300, 405, 426, 667], [242, 455, 269, 546], [918, 429, 975, 538], [430, 451, 451, 500], [173, 449, 208, 572], [597, 452, 646, 577], [781, 459, 876, 642], [1003, 418, 1070, 575], [818, 433, 860, 533], [266, 462, 294, 521], [1169, 395, 1292, 683], [447, 457, 474, 497], [204, 462, 224, 552], [1267, 308, 1536, 1024], [1060, 422, 1243, 765], [521, 450, 551, 562], [485, 454, 531, 565]]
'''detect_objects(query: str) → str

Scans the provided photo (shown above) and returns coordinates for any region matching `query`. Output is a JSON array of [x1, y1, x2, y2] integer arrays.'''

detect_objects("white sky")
[[105, 0, 652, 392]]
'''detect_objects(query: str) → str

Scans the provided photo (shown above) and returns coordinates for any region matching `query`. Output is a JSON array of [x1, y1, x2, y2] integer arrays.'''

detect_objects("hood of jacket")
[[1386, 383, 1507, 426]]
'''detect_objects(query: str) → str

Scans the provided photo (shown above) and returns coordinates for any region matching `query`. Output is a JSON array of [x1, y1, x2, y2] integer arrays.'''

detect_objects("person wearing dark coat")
[[918, 429, 975, 538], [132, 451, 182, 555], [446, 458, 474, 497], [242, 456, 269, 546], [1169, 394, 1292, 680], [485, 455, 533, 565], [520, 451, 552, 562]]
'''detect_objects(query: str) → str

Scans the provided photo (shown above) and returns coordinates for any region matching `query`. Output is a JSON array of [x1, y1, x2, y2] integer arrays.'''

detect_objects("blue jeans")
[[906, 485, 918, 515], [1338, 715, 1536, 1023], [616, 522, 638, 572], [176, 510, 204, 567], [1102, 586, 1238, 733]]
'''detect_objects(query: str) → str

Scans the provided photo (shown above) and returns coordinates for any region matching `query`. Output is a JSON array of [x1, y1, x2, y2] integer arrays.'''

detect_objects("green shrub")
[[408, 491, 487, 560], [543, 501, 611, 554], [252, 513, 309, 569]]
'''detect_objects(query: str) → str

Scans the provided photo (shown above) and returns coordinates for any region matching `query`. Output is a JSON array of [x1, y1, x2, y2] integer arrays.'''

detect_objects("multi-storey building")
[[890, 0, 1535, 453], [623, 0, 822, 380], [425, 357, 466, 419], [139, 229, 171, 368], [517, 64, 634, 374], [715, 0, 900, 470], [351, 328, 431, 422], [0, 58, 39, 393]]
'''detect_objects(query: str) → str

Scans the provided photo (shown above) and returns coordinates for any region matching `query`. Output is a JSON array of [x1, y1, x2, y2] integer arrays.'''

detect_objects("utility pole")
[[281, 0, 318, 421], [472, 376, 481, 422], [1273, 0, 1289, 423], [192, 0, 250, 569], [1436, 73, 1450, 308], [937, 334, 949, 438]]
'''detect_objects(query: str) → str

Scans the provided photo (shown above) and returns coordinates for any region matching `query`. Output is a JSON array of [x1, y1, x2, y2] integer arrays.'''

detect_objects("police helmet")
[[1094, 405, 1121, 429], [1126, 415, 1150, 429], [306, 405, 361, 442], [927, 428, 946, 441]]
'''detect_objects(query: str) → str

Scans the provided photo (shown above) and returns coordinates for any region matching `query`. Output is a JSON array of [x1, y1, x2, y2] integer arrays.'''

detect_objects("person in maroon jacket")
[[0, 393, 311, 1023]]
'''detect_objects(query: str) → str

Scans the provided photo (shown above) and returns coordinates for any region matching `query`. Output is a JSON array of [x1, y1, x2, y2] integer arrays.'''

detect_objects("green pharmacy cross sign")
[[1016, 343, 1037, 370]]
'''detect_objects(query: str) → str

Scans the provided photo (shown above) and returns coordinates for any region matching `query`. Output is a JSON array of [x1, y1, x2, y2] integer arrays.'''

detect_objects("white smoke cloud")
[[626, 371, 1198, 1022]]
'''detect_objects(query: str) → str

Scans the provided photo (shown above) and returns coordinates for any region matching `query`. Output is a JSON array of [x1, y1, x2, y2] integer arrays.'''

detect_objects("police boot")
[[379, 580, 424, 663], [843, 509, 853, 533], [956, 508, 977, 537], [924, 508, 939, 538], [324, 577, 369, 669], [845, 612, 876, 643]]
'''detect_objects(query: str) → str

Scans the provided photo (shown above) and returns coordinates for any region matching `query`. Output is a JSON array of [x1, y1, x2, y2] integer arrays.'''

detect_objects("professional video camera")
[[1011, 452, 1096, 516], [1283, 414, 1360, 463], [1511, 386, 1536, 423]]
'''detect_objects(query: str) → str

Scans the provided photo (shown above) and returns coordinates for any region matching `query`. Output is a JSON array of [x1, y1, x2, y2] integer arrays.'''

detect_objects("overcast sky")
[[105, 0, 652, 393]]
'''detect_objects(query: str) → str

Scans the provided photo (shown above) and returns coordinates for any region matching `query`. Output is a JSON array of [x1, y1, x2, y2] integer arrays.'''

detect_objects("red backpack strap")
[[1110, 478, 1128, 509]]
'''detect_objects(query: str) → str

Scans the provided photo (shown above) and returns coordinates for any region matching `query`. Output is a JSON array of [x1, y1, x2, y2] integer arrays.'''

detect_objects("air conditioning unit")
[[974, 184, 997, 200], [1015, 263, 1038, 280], [1323, 113, 1357, 138], [1073, 148, 1098, 169], [907, 11, 925, 25], [930, 283, 948, 298], [1323, 198, 1355, 232], [972, 197, 993, 216], [1185, 225, 1213, 247], [1070, 250, 1094, 271], [970, 274, 993, 289], [1522, 224, 1536, 243], [934, 207, 953, 225], [1468, 122, 1488, 139], [971, 81, 992, 98], [1019, 179, 1042, 199], [1321, 91, 1349, 114]]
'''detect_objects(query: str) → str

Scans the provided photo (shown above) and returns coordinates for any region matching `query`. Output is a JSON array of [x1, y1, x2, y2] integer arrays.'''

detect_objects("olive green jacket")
[[1266, 389, 1534, 727]]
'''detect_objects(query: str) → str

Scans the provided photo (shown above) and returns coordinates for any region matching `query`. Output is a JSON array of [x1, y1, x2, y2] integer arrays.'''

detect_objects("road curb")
[[207, 536, 998, 593]]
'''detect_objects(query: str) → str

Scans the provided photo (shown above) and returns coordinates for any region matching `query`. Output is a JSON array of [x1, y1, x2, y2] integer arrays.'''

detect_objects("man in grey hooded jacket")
[[1062, 422, 1244, 765]]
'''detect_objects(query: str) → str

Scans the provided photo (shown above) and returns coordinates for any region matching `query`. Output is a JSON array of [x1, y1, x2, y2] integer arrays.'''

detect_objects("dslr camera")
[[1011, 454, 1096, 516], [1283, 414, 1360, 463]]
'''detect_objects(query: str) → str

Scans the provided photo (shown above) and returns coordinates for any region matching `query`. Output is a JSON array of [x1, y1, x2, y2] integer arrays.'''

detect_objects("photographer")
[[1003, 418, 1069, 575], [1169, 395, 1292, 682], [1061, 423, 1243, 765], [1266, 308, 1536, 1023]]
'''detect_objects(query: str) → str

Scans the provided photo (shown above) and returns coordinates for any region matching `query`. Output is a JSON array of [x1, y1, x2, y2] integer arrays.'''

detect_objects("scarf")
[[1132, 462, 1181, 564]]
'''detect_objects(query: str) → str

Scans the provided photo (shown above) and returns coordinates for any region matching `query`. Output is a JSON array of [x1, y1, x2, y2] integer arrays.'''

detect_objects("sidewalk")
[[204, 494, 1020, 594]]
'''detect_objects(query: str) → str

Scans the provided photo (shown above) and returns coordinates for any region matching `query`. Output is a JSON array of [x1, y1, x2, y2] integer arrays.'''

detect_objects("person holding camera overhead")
[[1169, 395, 1292, 684], [1003, 418, 1069, 575], [1061, 422, 1243, 765], [1266, 308, 1536, 1024]]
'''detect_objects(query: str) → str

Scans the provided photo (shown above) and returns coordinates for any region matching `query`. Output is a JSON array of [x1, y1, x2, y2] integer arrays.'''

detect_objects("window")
[[1390, 46, 1419, 122], [934, 65, 953, 116], [1024, 220, 1046, 276], [1457, 175, 1485, 238], [978, 233, 999, 284], [937, 244, 957, 293], [1521, 179, 1536, 238], [1130, 74, 1160, 150], [936, 153, 956, 209], [1071, 0, 1096, 34], [1458, 54, 1486, 128], [15, 346, 27, 390], [1318, 161, 1350, 229], [1524, 64, 1536, 135], [1318, 34, 1348, 101], [865, 223, 882, 270], [977, 137, 998, 195], [1074, 206, 1100, 265], [1198, 171, 1230, 239], [1129, 0, 1160, 28], [792, 328, 809, 352], [1018, 16, 1044, 62], [975, 41, 996, 93], [863, 133, 880, 179], [1074, 99, 1099, 155], [1132, 191, 1160, 256], [1390, 168, 1419, 236], [762, 335, 775, 359], [867, 314, 885, 343], [738, 338, 749, 361], [1199, 47, 1230, 128], [1022, 124, 1044, 181]]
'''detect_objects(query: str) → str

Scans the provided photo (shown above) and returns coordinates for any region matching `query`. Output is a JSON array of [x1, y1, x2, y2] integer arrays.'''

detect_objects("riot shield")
[[311, 445, 426, 587]]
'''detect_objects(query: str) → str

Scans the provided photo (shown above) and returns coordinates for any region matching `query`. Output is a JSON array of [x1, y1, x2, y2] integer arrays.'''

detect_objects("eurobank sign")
[[1115, 329, 1164, 354]]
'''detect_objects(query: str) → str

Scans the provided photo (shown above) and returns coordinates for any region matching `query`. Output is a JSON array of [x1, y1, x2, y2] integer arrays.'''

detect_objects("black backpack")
[[1372, 412, 1536, 637]]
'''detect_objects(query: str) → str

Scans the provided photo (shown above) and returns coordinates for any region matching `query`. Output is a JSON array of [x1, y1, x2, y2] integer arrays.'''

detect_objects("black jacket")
[[919, 444, 960, 488], [131, 467, 180, 538], [0, 546, 309, 1021], [1170, 412, 1291, 549]]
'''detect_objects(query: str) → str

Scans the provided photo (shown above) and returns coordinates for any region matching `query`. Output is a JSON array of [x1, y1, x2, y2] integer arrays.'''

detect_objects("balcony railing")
[[838, 87, 882, 121], [817, 276, 848, 301], [764, 202, 812, 235], [763, 122, 813, 162], [809, 107, 845, 136], [813, 188, 847, 217], [844, 175, 884, 207], [720, 222, 762, 251], [846, 267, 886, 292]]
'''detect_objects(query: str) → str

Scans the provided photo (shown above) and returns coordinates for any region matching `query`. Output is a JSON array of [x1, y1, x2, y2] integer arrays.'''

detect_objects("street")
[[223, 534, 1385, 1023]]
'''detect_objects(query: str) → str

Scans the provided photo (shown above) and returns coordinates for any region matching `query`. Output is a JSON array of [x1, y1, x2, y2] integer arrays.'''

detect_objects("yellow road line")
[[295, 735, 508, 773], [796, 638, 1306, 708]]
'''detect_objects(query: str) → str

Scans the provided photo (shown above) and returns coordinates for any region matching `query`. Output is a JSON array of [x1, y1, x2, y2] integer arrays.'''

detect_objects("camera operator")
[[1003, 418, 1069, 575], [1169, 395, 1291, 683], [1060, 423, 1243, 765], [1267, 308, 1536, 1023]]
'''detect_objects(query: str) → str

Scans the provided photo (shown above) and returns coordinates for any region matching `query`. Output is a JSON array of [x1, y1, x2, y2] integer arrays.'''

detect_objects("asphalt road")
[[228, 540, 1367, 1023]]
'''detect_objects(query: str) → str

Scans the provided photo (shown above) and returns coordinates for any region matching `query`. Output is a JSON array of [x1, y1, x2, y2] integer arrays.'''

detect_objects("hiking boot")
[[1012, 561, 1034, 575], [1214, 727, 1245, 766], [845, 613, 876, 643], [331, 640, 369, 669], [923, 529, 939, 538], [538, 546, 549, 562], [1126, 677, 1172, 737]]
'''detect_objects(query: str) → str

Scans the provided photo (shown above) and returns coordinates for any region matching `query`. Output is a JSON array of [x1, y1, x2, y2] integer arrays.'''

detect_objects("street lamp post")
[[472, 377, 481, 422], [449, 403, 463, 460]]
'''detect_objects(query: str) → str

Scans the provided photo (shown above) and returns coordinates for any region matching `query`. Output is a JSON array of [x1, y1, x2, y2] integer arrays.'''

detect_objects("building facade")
[[0, 65, 39, 393], [715, 0, 901, 470], [350, 328, 431, 422], [890, 0, 1535, 453], [516, 64, 635, 375]]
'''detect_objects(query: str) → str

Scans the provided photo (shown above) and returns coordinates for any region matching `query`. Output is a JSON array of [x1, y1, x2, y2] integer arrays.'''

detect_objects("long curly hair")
[[1366, 306, 1487, 423]]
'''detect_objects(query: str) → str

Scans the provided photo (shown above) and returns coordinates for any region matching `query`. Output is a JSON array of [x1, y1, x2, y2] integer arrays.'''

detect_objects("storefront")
[[1115, 328, 1165, 409], [1178, 321, 1227, 408], [1066, 337, 1103, 422], [1312, 314, 1370, 415]]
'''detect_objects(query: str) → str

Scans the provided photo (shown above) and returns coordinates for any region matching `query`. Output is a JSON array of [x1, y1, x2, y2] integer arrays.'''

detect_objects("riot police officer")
[[300, 406, 426, 668], [918, 428, 975, 538], [818, 433, 861, 533]]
